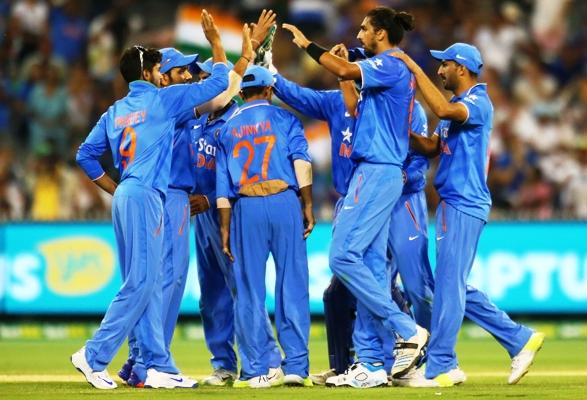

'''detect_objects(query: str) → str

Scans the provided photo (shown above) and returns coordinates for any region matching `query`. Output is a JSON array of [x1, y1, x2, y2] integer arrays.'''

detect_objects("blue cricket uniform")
[[387, 100, 434, 331], [190, 101, 281, 374], [76, 63, 229, 373], [329, 49, 419, 365], [273, 74, 355, 196], [273, 74, 357, 372], [216, 100, 311, 379], [426, 83, 533, 378]]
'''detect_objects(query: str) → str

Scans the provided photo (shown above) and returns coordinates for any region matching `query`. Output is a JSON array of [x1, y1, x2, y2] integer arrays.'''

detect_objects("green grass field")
[[1, 332, 586, 399]]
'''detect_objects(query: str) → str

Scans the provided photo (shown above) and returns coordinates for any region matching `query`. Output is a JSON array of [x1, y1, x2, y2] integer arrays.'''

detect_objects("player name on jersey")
[[230, 120, 271, 138]]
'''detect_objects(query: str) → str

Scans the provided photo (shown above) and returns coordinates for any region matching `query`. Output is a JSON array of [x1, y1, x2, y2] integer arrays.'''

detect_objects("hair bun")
[[394, 12, 415, 31]]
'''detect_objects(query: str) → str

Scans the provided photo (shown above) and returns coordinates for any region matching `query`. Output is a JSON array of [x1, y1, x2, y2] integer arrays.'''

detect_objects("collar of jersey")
[[239, 99, 271, 111], [452, 82, 487, 101], [129, 80, 158, 92]]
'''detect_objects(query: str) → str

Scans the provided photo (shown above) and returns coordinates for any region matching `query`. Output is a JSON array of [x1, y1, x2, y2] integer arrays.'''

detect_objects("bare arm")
[[202, 9, 227, 65], [196, 23, 252, 114], [217, 198, 234, 262], [282, 23, 361, 81], [410, 132, 440, 157], [391, 52, 468, 122], [330, 44, 359, 115], [93, 173, 118, 196]]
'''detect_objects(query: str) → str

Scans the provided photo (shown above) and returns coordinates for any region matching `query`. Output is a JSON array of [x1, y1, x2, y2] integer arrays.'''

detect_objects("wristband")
[[306, 42, 327, 64]]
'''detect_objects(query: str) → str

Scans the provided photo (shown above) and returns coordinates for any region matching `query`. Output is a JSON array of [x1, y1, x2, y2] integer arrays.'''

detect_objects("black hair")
[[241, 86, 267, 99], [119, 46, 162, 84], [366, 7, 415, 45]]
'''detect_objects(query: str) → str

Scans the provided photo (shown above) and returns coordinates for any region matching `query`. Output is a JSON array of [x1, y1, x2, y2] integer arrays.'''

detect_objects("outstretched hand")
[[241, 23, 253, 62], [251, 9, 277, 50], [282, 23, 311, 49], [201, 9, 221, 45]]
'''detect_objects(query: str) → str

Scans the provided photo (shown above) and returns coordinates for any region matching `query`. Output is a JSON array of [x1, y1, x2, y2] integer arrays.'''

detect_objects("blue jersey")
[[434, 83, 492, 221], [216, 100, 311, 199], [190, 101, 240, 201], [169, 109, 199, 192], [76, 63, 229, 195], [273, 74, 355, 196], [402, 100, 429, 195], [354, 49, 415, 165]]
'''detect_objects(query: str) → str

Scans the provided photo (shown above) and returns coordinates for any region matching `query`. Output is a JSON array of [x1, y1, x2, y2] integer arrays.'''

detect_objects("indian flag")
[[175, 5, 243, 63]]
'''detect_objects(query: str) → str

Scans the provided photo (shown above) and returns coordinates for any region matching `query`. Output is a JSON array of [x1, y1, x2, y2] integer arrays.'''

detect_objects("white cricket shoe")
[[71, 346, 117, 390], [393, 366, 466, 388], [391, 325, 430, 378], [201, 368, 237, 386], [509, 331, 545, 384], [144, 368, 198, 388], [268, 367, 285, 387], [310, 368, 337, 385], [325, 362, 387, 388], [283, 374, 313, 387], [233, 374, 271, 389]]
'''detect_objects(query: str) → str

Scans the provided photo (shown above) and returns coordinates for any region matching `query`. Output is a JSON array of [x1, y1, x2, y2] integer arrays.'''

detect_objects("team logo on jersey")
[[40, 237, 115, 296], [464, 94, 478, 104], [367, 58, 383, 69]]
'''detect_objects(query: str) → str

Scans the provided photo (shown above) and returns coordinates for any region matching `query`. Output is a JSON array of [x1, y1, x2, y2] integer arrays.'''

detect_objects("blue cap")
[[430, 43, 483, 74], [241, 65, 274, 89], [159, 48, 199, 74], [194, 57, 234, 74]]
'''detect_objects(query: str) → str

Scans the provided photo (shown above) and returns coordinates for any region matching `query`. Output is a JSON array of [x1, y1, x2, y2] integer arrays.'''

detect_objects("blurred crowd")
[[0, 0, 585, 221]]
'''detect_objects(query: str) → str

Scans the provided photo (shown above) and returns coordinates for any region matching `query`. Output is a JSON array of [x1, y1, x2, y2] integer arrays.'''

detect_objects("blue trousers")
[[161, 189, 191, 352], [128, 189, 188, 380], [426, 201, 533, 378], [195, 207, 282, 373], [231, 189, 310, 379], [329, 163, 417, 365], [387, 190, 434, 330], [85, 183, 173, 373], [195, 207, 238, 373]]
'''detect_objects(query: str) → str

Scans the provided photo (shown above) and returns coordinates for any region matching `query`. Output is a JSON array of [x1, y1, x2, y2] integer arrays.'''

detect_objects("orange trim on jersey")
[[404, 200, 421, 232]]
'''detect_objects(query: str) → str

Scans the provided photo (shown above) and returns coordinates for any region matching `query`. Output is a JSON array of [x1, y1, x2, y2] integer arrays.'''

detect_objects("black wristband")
[[306, 42, 327, 64]]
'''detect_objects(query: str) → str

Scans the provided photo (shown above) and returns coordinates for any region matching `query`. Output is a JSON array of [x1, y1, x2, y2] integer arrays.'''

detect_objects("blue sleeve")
[[76, 112, 109, 180], [405, 102, 429, 184], [460, 93, 488, 127], [160, 62, 229, 119], [286, 114, 311, 162], [215, 127, 231, 200], [273, 74, 332, 120], [357, 54, 404, 90], [175, 107, 197, 127]]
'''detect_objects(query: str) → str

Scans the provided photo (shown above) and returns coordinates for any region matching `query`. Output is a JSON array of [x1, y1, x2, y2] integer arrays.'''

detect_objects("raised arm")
[[282, 23, 361, 81], [196, 23, 254, 115], [391, 52, 467, 122]]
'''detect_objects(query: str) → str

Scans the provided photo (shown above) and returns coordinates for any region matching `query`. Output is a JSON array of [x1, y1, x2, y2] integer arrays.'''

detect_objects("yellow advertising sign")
[[39, 237, 115, 296]]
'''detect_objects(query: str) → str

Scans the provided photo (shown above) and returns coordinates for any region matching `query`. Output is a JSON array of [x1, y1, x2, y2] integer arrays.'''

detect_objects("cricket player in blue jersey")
[[283, 7, 429, 386], [387, 99, 434, 331], [215, 65, 314, 388], [270, 67, 356, 383], [392, 43, 544, 387], [188, 59, 283, 387], [118, 42, 254, 387], [256, 38, 433, 385], [71, 10, 231, 390]]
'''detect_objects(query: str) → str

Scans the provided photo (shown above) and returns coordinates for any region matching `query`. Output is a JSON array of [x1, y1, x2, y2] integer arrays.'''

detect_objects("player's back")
[[107, 81, 175, 194], [218, 99, 309, 197]]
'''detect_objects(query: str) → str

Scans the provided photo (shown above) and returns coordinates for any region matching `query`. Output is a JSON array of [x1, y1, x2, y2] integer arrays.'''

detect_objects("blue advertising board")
[[0, 221, 586, 314]]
